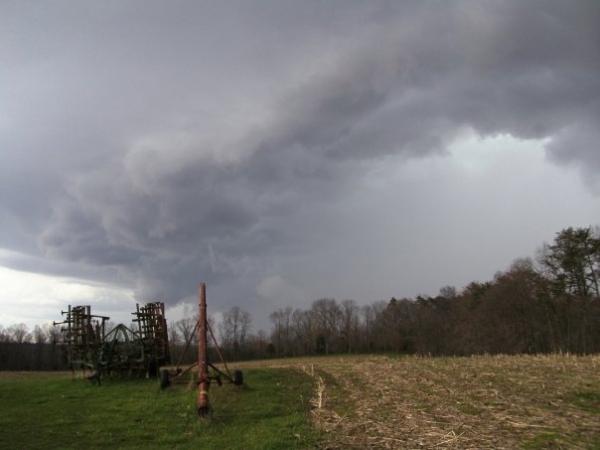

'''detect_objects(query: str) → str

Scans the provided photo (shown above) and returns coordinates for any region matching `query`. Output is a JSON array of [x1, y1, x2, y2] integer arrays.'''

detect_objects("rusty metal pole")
[[197, 282, 210, 416]]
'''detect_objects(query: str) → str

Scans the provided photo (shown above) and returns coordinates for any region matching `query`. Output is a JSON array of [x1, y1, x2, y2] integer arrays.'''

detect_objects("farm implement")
[[54, 282, 242, 416], [54, 302, 170, 380]]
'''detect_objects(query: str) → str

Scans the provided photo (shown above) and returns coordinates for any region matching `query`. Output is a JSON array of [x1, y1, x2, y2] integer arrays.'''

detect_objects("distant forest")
[[2, 226, 600, 370]]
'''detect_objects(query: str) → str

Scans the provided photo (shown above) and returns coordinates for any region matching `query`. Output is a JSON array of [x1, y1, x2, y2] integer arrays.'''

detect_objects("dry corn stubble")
[[237, 354, 600, 449]]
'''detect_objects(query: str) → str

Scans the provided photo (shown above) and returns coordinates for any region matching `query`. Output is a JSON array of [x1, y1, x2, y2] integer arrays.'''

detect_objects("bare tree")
[[168, 320, 181, 345], [48, 324, 62, 345], [292, 308, 314, 355], [8, 323, 30, 343], [340, 300, 359, 353], [311, 298, 341, 354], [239, 309, 252, 349], [0, 324, 9, 343], [439, 285, 457, 299], [219, 306, 252, 358], [177, 306, 198, 346], [269, 306, 293, 356], [33, 324, 49, 344]]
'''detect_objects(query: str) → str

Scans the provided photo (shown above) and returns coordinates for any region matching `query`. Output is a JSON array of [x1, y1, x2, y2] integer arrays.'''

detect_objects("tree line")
[[0, 323, 66, 370], [214, 226, 600, 358], [2, 226, 599, 369]]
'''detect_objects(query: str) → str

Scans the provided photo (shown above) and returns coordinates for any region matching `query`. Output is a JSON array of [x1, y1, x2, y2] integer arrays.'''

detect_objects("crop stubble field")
[[238, 354, 600, 449], [1, 354, 599, 449]]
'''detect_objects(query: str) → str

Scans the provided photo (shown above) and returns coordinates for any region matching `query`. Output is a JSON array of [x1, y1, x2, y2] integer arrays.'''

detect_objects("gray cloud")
[[1, 1, 599, 322]]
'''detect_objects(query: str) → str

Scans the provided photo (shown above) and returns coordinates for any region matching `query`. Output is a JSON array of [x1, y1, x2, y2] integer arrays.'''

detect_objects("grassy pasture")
[[0, 368, 319, 450]]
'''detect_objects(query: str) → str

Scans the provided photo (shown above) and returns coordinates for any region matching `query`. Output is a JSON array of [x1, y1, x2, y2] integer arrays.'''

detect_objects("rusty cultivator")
[[54, 283, 241, 417], [54, 302, 170, 381], [160, 283, 244, 417]]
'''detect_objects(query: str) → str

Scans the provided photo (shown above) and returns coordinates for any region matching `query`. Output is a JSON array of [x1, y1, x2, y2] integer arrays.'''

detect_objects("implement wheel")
[[233, 369, 244, 386], [160, 369, 171, 389]]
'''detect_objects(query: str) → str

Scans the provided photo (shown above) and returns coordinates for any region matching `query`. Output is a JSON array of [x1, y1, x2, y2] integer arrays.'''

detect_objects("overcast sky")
[[1, 1, 599, 330]]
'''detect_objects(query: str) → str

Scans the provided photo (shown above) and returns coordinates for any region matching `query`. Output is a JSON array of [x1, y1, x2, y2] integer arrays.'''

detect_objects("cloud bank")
[[1, 1, 599, 322]]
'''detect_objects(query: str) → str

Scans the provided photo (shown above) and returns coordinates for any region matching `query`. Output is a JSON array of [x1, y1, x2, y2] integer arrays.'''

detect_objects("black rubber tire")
[[160, 369, 171, 389], [233, 369, 244, 386], [147, 360, 158, 378]]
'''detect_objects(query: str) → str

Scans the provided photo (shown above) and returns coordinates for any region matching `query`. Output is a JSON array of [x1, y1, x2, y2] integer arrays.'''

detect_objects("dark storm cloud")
[[1, 1, 599, 309]]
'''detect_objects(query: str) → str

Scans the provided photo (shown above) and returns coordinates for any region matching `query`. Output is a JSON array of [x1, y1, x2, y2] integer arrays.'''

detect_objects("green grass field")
[[0, 368, 319, 450]]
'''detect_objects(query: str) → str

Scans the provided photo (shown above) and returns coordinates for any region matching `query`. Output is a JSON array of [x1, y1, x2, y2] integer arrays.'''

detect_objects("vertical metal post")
[[197, 282, 210, 416], [67, 305, 74, 379]]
